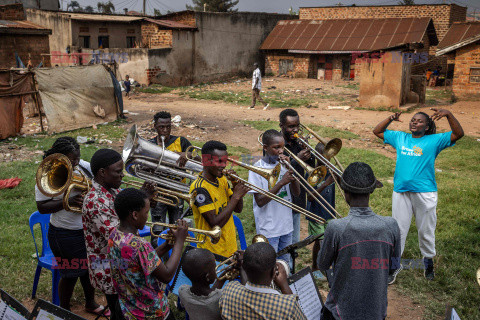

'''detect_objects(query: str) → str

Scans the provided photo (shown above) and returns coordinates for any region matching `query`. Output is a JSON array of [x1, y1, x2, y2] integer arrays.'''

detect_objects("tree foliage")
[[186, 0, 239, 12], [84, 5, 94, 13], [154, 8, 162, 16], [67, 1, 80, 11], [97, 1, 115, 14], [398, 0, 415, 5]]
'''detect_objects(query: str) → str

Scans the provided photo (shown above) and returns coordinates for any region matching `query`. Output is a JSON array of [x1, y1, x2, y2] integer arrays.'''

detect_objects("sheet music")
[[289, 272, 322, 320], [0, 301, 27, 320], [35, 309, 62, 320]]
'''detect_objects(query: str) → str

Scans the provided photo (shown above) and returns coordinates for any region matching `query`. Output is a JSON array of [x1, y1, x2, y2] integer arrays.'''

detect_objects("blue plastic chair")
[[138, 225, 151, 237], [232, 215, 247, 250], [29, 211, 60, 306]]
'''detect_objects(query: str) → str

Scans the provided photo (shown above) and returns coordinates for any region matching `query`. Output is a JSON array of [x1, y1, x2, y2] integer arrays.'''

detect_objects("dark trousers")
[[150, 202, 183, 248], [251, 88, 267, 107], [321, 307, 385, 320]]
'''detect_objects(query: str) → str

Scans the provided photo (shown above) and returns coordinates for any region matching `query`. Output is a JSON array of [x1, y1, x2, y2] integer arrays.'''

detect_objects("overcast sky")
[[64, 0, 480, 16]]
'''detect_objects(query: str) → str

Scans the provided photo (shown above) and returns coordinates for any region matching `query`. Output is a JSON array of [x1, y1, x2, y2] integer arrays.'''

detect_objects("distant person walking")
[[248, 62, 269, 110], [124, 75, 131, 100]]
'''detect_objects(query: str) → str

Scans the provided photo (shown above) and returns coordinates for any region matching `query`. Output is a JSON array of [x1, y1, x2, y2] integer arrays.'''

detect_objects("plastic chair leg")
[[32, 265, 42, 299], [52, 269, 60, 306]]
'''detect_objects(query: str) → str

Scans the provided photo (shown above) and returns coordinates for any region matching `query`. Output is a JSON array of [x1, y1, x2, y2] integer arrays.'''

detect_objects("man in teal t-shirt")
[[373, 108, 464, 283]]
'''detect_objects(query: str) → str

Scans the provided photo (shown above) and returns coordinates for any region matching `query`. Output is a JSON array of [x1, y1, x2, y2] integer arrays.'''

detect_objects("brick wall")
[[141, 22, 172, 48], [164, 11, 196, 27], [299, 4, 466, 42], [146, 66, 165, 85], [265, 53, 313, 78], [0, 34, 50, 68], [452, 43, 480, 98], [0, 3, 25, 20]]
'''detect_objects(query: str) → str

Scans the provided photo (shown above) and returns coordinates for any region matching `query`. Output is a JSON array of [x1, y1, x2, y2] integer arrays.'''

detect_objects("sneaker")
[[424, 258, 435, 280], [388, 263, 403, 285], [248, 106, 255, 110], [263, 103, 270, 110]]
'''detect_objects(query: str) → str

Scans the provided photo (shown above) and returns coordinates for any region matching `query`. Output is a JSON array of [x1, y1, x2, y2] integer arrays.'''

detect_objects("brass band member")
[[35, 137, 105, 315], [149, 111, 193, 247], [190, 140, 249, 257], [279, 109, 316, 243]]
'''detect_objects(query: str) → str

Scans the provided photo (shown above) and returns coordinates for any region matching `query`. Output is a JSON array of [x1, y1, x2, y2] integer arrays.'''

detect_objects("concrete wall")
[[359, 51, 409, 109], [26, 9, 71, 54], [71, 20, 142, 49], [190, 11, 293, 83], [0, 0, 58, 10], [452, 42, 480, 98]]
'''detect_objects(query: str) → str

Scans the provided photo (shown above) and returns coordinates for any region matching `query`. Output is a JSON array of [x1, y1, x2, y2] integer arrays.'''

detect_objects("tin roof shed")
[[436, 22, 480, 56], [260, 17, 437, 53]]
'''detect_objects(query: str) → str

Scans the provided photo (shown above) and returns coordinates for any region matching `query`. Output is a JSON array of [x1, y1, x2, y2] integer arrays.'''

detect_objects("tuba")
[[122, 125, 203, 205], [36, 153, 91, 213]]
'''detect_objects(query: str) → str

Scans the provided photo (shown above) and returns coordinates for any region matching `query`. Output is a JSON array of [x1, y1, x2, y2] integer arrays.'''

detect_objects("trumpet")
[[216, 234, 269, 281], [122, 180, 194, 208], [145, 222, 222, 244], [36, 153, 91, 213]]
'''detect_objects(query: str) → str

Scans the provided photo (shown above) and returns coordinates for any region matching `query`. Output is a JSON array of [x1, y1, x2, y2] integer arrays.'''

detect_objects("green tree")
[[154, 8, 161, 16], [67, 0, 80, 11], [83, 5, 95, 13], [97, 1, 115, 14], [398, 0, 415, 5], [186, 0, 239, 12]]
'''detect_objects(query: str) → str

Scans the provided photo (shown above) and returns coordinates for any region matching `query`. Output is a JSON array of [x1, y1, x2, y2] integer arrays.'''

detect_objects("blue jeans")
[[268, 232, 293, 265], [292, 213, 301, 243]]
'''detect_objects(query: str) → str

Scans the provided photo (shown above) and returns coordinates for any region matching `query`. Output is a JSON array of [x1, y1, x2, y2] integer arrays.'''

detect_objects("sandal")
[[86, 305, 111, 317]]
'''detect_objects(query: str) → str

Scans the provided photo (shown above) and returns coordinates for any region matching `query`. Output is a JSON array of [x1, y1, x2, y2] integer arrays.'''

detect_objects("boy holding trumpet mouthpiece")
[[248, 129, 300, 264], [190, 140, 250, 258], [108, 188, 188, 320]]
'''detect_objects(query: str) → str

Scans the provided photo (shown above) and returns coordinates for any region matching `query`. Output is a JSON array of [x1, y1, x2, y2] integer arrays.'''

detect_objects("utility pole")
[[143, 0, 146, 15]]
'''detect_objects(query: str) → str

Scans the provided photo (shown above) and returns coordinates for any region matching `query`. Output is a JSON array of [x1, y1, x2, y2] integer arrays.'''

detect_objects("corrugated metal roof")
[[436, 22, 480, 56], [143, 18, 196, 30], [260, 17, 436, 53], [0, 20, 51, 33], [65, 13, 143, 22]]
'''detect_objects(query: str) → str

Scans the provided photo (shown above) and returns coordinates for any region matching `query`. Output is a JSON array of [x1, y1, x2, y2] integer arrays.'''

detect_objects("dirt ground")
[[11, 77, 480, 319]]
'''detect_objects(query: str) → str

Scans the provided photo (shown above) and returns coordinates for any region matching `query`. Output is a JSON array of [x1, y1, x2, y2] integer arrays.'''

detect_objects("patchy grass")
[[337, 83, 359, 90], [136, 85, 175, 94], [0, 123, 478, 320], [240, 120, 359, 140], [426, 88, 453, 106]]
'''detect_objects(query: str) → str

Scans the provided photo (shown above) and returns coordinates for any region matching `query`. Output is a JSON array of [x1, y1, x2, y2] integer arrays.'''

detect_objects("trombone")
[[258, 133, 340, 219], [184, 146, 326, 223], [122, 179, 194, 208], [145, 222, 222, 244]]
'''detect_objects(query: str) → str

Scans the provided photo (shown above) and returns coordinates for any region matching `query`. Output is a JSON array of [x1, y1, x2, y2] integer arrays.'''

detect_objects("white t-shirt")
[[248, 158, 293, 238], [35, 159, 92, 230], [252, 68, 262, 90]]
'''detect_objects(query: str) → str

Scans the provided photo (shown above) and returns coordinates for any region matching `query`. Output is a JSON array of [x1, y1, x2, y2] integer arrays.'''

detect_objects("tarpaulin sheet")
[[0, 71, 33, 139], [35, 65, 118, 132]]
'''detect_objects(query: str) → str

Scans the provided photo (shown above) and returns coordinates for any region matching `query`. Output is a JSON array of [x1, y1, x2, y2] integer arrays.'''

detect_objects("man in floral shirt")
[[83, 149, 124, 320]]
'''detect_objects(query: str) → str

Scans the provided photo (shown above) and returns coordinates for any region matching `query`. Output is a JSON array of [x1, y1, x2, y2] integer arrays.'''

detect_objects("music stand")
[[276, 233, 324, 274], [28, 299, 87, 320], [0, 289, 30, 319]]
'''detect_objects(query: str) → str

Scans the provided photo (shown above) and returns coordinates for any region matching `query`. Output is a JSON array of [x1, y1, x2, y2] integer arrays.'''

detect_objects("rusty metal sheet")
[[0, 20, 50, 30], [438, 22, 480, 51], [261, 17, 434, 53], [143, 18, 196, 30]]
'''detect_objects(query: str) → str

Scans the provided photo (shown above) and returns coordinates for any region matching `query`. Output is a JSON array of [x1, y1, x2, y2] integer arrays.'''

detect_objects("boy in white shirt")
[[248, 129, 300, 264]]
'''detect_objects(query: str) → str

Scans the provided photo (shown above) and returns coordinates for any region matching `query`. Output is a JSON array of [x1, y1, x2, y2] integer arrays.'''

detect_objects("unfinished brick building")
[[437, 22, 480, 98], [0, 4, 51, 68]]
